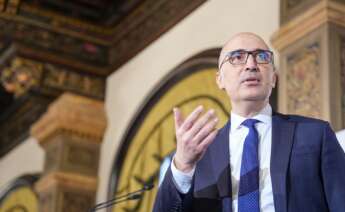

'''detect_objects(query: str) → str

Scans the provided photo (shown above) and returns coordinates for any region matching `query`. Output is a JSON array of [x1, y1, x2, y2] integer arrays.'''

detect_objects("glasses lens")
[[229, 51, 247, 65], [256, 50, 272, 64]]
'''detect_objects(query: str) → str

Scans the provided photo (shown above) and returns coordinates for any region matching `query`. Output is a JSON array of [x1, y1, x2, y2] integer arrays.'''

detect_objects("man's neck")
[[231, 101, 268, 118]]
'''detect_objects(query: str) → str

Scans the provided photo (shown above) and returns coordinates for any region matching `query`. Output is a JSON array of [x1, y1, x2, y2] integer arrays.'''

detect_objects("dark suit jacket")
[[153, 113, 345, 212]]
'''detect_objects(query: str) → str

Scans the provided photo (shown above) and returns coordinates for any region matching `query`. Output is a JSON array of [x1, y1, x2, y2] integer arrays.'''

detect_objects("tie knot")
[[242, 119, 260, 128]]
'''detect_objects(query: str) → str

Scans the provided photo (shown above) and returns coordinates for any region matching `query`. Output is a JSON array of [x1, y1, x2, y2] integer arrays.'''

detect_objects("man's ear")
[[271, 71, 278, 88], [216, 70, 225, 89]]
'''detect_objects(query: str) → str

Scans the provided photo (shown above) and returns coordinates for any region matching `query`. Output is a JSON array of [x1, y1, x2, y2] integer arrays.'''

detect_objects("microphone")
[[89, 184, 154, 211]]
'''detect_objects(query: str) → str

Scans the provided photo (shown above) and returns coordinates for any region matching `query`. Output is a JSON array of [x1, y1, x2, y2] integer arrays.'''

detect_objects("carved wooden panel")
[[42, 63, 105, 99], [280, 0, 320, 24], [39, 191, 53, 212], [286, 42, 321, 118], [63, 136, 100, 177], [0, 17, 109, 66], [44, 140, 61, 174], [37, 181, 96, 212], [33, 94, 105, 178], [61, 190, 94, 212]]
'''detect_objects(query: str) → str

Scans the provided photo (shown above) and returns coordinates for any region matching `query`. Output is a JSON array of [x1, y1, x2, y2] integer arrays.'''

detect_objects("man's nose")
[[245, 54, 258, 71]]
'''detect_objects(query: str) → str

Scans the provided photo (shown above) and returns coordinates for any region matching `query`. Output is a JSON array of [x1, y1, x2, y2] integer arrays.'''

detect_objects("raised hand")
[[173, 105, 219, 172]]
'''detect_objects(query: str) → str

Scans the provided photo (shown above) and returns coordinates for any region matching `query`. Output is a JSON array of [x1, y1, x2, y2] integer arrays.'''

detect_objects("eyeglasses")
[[219, 49, 274, 69]]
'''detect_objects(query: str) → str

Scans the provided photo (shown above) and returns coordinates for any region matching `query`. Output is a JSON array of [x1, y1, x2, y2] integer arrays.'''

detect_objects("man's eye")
[[231, 53, 245, 61], [257, 52, 270, 62]]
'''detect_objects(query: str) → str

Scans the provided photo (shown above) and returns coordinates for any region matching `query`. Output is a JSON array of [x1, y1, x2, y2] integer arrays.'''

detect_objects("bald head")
[[218, 32, 270, 69]]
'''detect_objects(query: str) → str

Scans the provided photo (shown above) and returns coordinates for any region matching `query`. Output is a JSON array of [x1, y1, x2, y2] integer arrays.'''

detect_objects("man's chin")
[[242, 94, 267, 102]]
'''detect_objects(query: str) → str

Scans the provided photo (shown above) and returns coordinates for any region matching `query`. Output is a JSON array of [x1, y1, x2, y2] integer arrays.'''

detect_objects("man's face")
[[216, 34, 276, 105]]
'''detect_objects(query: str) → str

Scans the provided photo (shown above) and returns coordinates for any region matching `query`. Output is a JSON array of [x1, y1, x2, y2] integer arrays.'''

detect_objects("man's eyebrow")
[[225, 49, 245, 55], [252, 48, 269, 51], [228, 48, 268, 53]]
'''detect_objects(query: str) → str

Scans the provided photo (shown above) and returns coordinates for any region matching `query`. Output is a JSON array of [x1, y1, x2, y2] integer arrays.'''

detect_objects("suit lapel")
[[271, 113, 295, 212], [212, 121, 232, 212], [213, 121, 232, 198]]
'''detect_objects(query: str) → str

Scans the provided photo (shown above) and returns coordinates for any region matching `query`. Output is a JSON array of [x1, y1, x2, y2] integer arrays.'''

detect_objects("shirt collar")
[[230, 104, 272, 131]]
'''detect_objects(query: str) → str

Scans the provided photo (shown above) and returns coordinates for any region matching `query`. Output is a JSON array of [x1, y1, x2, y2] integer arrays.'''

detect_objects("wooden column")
[[31, 92, 106, 212], [272, 0, 345, 130]]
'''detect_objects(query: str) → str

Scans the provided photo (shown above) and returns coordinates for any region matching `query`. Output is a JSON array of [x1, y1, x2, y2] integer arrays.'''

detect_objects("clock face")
[[109, 64, 231, 212]]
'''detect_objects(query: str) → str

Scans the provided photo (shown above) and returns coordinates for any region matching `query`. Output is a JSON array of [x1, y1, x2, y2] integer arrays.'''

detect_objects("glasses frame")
[[219, 49, 274, 69]]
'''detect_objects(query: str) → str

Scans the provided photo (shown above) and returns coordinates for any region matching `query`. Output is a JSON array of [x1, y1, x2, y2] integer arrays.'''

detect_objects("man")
[[153, 32, 345, 212]]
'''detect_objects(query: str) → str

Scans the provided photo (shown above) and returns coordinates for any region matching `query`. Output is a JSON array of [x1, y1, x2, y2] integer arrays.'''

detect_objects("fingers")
[[179, 105, 203, 131], [173, 107, 183, 130], [196, 129, 218, 153], [173, 105, 219, 170], [188, 109, 217, 138], [193, 116, 218, 142]]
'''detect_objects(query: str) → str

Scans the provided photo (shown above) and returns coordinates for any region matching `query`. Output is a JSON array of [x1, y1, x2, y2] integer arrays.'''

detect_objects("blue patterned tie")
[[238, 119, 260, 212]]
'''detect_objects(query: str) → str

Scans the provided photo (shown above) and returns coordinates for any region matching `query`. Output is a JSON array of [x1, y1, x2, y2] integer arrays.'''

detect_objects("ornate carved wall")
[[272, 0, 345, 130], [0, 0, 207, 157], [286, 41, 322, 118]]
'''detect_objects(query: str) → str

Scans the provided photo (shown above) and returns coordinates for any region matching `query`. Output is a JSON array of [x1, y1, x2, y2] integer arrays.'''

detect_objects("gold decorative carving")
[[286, 43, 321, 118], [5, 0, 20, 14], [1, 57, 43, 97], [31, 92, 107, 146], [15, 44, 109, 76], [0, 55, 104, 99], [43, 64, 105, 98], [272, 0, 345, 51]]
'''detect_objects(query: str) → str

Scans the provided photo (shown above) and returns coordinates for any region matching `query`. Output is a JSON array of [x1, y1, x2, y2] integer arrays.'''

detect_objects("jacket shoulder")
[[275, 112, 329, 125]]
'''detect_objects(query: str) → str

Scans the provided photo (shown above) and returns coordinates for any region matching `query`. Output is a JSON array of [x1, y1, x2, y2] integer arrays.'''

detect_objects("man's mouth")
[[242, 77, 261, 84]]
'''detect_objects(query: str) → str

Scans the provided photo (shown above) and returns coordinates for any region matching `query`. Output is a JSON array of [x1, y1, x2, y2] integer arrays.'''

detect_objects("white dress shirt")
[[170, 104, 275, 212], [336, 129, 345, 152]]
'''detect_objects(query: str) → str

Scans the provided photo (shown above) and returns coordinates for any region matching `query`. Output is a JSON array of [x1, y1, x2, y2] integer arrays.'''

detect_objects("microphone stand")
[[89, 184, 154, 211]]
